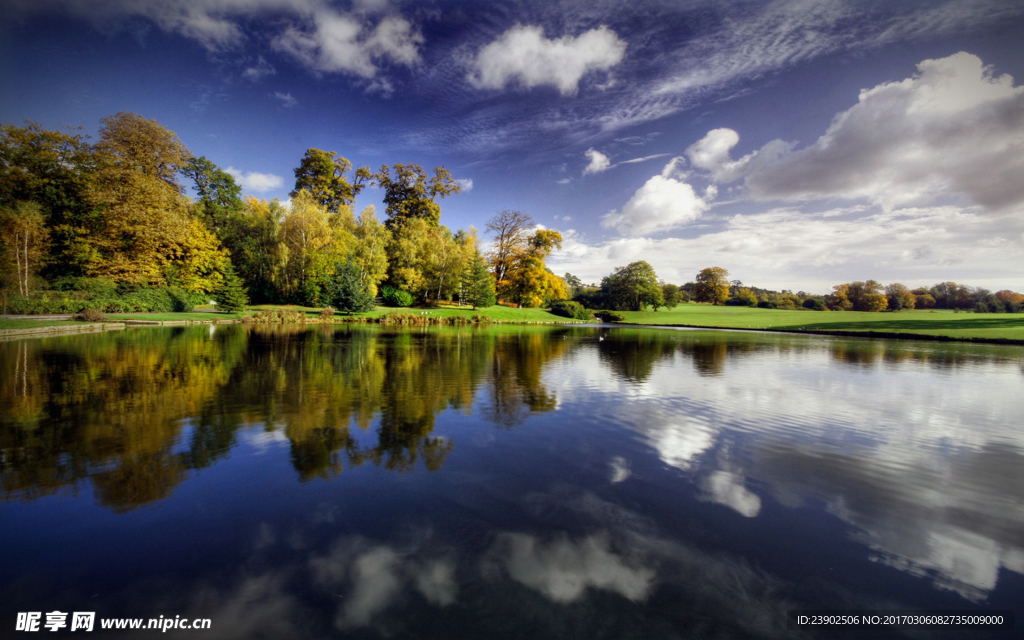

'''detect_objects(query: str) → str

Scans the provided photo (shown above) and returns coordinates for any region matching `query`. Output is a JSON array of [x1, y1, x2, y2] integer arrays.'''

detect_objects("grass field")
[[0, 319, 79, 330], [618, 304, 1024, 342]]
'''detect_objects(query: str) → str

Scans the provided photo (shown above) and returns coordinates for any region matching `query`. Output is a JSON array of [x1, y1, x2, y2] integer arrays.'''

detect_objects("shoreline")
[[2, 316, 1022, 346]]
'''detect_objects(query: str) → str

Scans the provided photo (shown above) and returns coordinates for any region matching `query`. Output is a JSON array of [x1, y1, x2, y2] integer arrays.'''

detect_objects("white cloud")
[[226, 166, 284, 193], [601, 158, 715, 236], [691, 53, 1024, 212], [242, 55, 276, 81], [582, 148, 610, 175], [701, 471, 762, 518], [273, 10, 422, 79], [455, 178, 473, 192], [468, 24, 626, 95], [273, 91, 297, 108]]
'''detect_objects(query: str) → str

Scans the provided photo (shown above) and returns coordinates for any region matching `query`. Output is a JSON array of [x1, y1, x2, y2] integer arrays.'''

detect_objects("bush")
[[380, 285, 414, 307], [757, 300, 777, 309], [802, 298, 827, 311], [550, 300, 592, 320], [320, 306, 335, 321], [74, 309, 106, 322], [594, 310, 625, 322]]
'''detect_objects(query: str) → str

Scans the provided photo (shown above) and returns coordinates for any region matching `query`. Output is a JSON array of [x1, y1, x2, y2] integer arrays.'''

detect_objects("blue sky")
[[2, 0, 1023, 292]]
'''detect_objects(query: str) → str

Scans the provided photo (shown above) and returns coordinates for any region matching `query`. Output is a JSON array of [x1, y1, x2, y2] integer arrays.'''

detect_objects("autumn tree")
[[485, 210, 533, 288], [87, 112, 194, 285], [885, 283, 916, 311], [503, 229, 566, 307], [693, 267, 730, 305], [350, 205, 391, 297], [222, 196, 286, 303], [826, 284, 853, 310], [291, 149, 370, 214], [279, 190, 350, 305], [374, 163, 461, 229], [600, 261, 664, 311]]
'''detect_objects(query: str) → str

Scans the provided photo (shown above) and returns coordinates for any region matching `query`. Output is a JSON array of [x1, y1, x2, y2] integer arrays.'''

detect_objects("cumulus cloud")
[[273, 10, 422, 78], [226, 166, 284, 192], [689, 53, 1024, 212], [455, 178, 473, 192], [601, 157, 716, 235], [468, 24, 626, 95], [273, 91, 297, 107], [701, 470, 762, 518], [582, 148, 610, 175]]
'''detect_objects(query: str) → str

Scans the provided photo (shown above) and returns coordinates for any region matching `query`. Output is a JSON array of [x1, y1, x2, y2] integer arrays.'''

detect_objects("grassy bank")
[[0, 319, 79, 330], [618, 304, 1024, 342]]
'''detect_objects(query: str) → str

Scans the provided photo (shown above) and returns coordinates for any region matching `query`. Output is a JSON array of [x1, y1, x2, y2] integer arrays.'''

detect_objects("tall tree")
[[885, 283, 916, 311], [350, 205, 391, 297], [222, 196, 286, 303], [661, 282, 681, 309], [87, 112, 193, 284], [291, 149, 370, 214], [503, 229, 565, 307], [279, 190, 351, 306], [693, 267, 730, 305], [373, 163, 461, 229], [485, 210, 533, 288]]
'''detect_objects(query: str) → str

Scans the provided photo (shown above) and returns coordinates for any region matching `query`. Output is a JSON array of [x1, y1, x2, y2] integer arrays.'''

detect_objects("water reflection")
[[1, 325, 1022, 637]]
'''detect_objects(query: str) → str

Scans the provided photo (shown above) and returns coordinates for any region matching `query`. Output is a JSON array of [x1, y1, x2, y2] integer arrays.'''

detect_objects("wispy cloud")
[[273, 91, 297, 108], [242, 55, 275, 82]]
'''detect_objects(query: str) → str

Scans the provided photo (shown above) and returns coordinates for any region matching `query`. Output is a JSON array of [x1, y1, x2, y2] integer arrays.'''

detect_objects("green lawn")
[[618, 304, 1024, 341], [0, 319, 80, 330]]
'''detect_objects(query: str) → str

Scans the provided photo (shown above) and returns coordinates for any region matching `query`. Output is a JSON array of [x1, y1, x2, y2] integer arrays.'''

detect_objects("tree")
[[564, 273, 584, 297], [278, 190, 349, 305], [503, 229, 565, 307], [485, 210, 533, 288], [214, 263, 248, 313], [350, 205, 391, 297], [0, 201, 48, 295], [222, 196, 286, 303], [373, 163, 461, 229], [826, 284, 853, 310], [290, 149, 370, 214], [87, 112, 194, 285], [600, 261, 664, 311], [462, 251, 496, 309], [661, 282, 681, 309], [693, 267, 730, 305], [325, 260, 375, 314], [183, 156, 243, 232], [885, 283, 916, 311]]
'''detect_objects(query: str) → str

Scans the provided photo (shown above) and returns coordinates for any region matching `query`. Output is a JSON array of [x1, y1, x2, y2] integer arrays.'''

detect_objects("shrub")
[[802, 298, 827, 311], [74, 309, 106, 322], [320, 306, 335, 321], [380, 285, 414, 307], [550, 300, 592, 320], [757, 300, 777, 309], [594, 310, 625, 322]]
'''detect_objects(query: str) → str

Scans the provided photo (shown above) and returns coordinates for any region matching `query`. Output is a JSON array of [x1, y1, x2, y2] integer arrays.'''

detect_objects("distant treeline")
[[562, 264, 1023, 314]]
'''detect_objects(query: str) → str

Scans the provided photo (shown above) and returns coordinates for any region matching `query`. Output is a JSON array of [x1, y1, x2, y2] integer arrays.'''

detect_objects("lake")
[[1, 324, 1021, 639]]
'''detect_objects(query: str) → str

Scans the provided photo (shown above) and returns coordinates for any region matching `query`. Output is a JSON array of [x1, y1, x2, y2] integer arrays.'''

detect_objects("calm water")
[[1, 324, 1022, 639]]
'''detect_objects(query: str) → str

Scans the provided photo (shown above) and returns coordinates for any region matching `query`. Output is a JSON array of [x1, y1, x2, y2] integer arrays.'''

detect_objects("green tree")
[[600, 261, 664, 311], [326, 260, 375, 314], [214, 263, 248, 313], [350, 205, 391, 297], [693, 267, 730, 305], [564, 272, 584, 297], [222, 196, 286, 303], [290, 149, 370, 214], [183, 156, 243, 232], [462, 250, 496, 309], [373, 163, 461, 229], [661, 282, 681, 309]]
